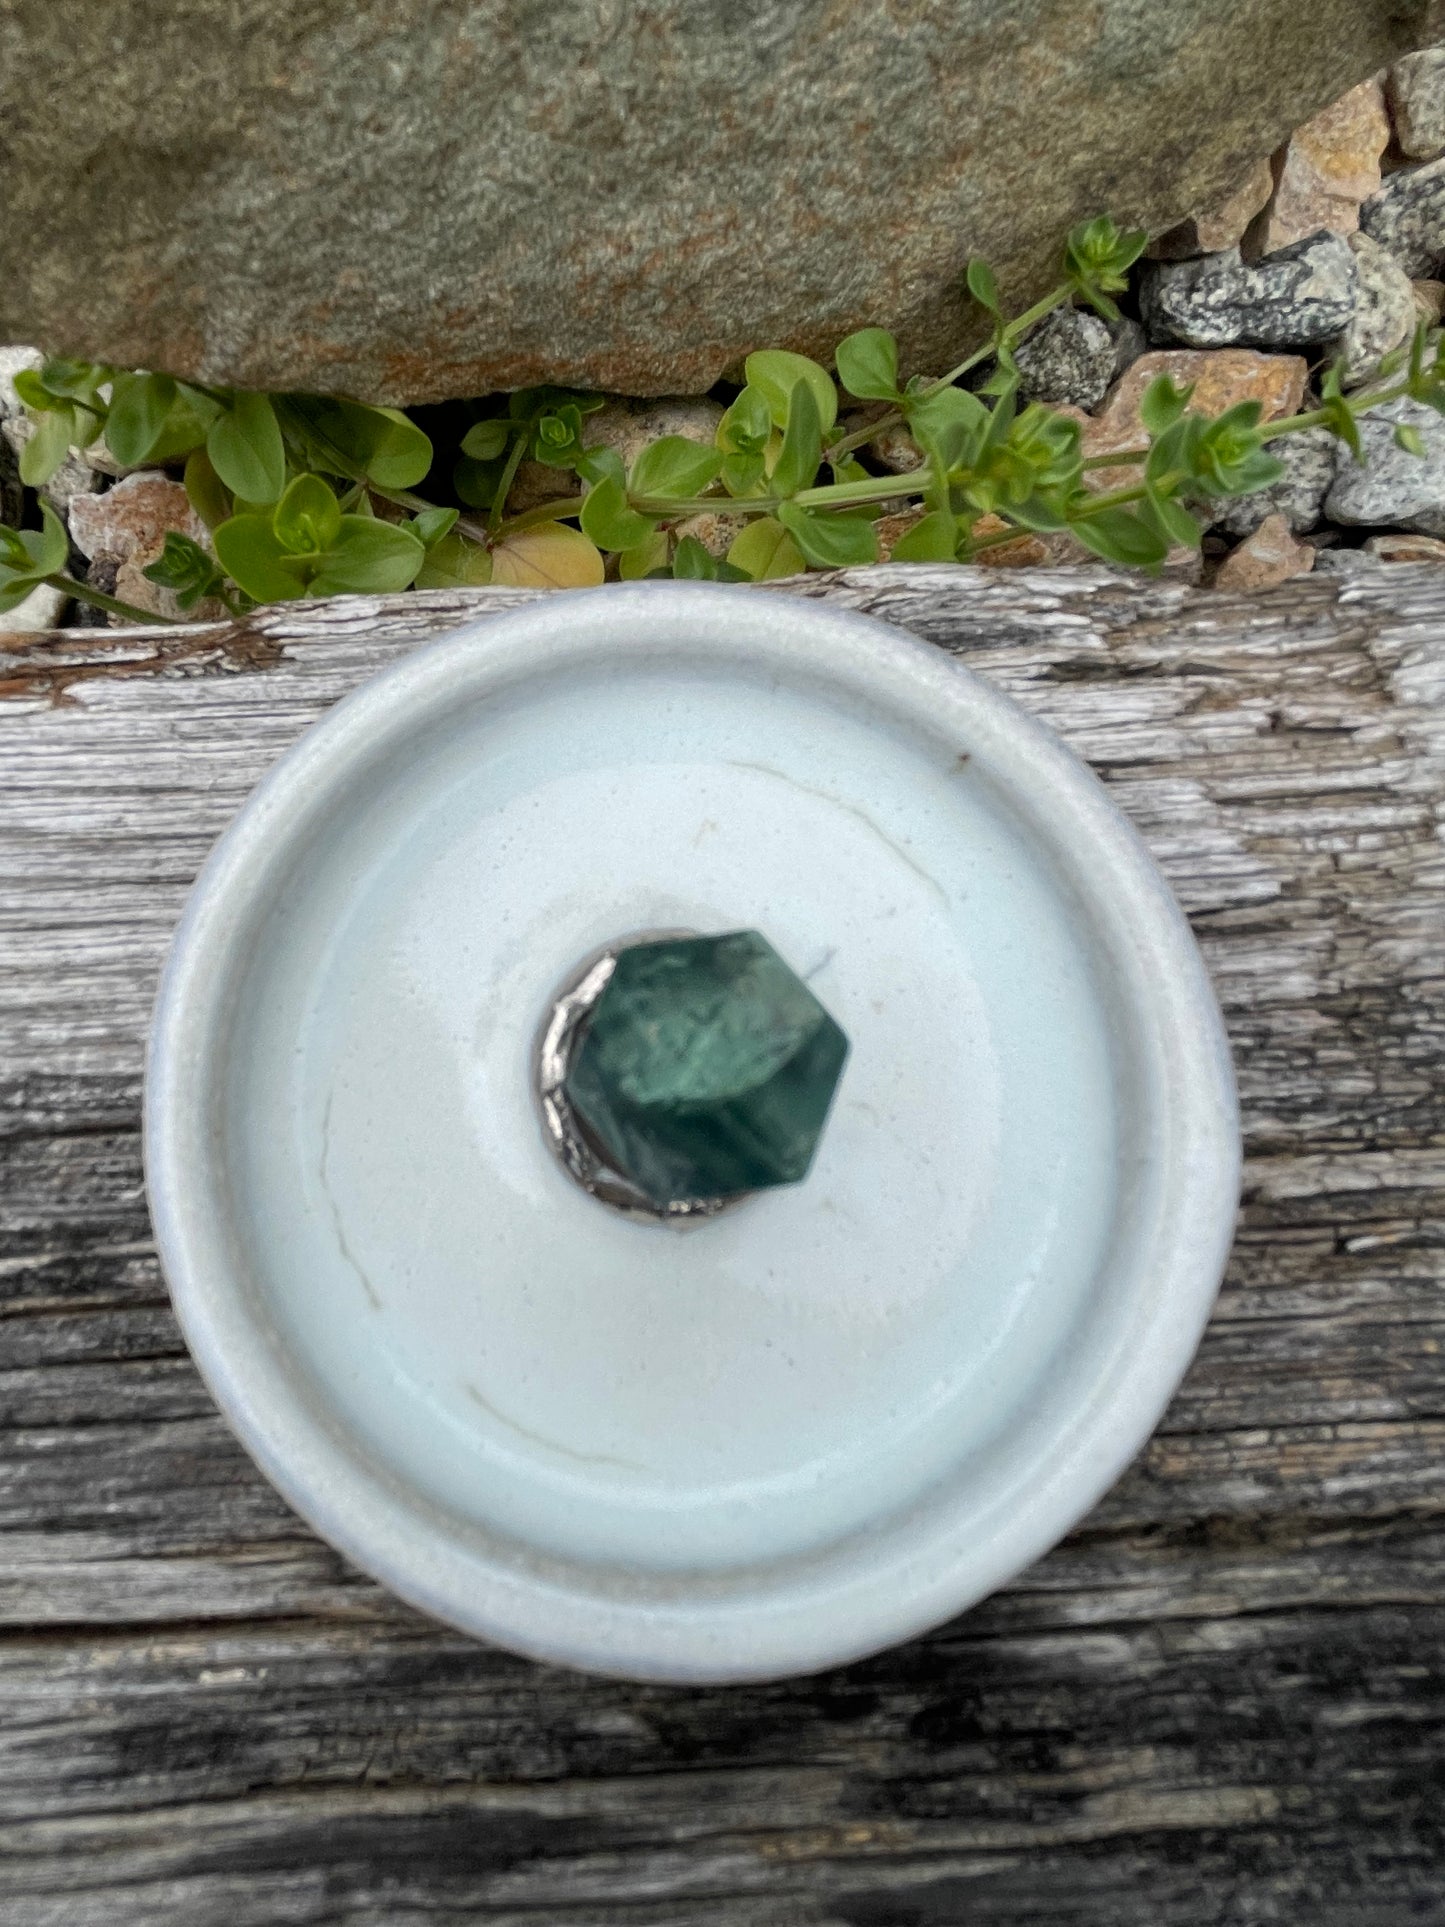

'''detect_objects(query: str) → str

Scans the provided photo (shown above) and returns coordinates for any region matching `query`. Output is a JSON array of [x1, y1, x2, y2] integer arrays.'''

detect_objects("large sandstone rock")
[[0, 1, 1438, 404]]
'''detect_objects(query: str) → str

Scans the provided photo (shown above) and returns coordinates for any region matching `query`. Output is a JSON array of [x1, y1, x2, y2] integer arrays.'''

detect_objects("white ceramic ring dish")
[[145, 583, 1239, 1682]]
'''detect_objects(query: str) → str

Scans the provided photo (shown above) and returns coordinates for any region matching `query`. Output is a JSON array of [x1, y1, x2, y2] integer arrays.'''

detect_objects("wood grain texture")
[[1, 565, 1442, 1925]]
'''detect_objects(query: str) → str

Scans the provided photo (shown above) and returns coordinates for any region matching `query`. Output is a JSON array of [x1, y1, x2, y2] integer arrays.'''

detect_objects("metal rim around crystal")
[[534, 934, 747, 1226]]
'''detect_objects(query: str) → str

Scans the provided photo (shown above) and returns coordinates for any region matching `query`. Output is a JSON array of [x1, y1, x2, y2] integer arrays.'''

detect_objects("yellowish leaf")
[[489, 522, 605, 589]]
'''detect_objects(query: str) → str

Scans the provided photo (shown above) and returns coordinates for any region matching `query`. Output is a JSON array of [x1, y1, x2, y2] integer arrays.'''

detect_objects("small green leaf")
[[619, 528, 671, 580], [273, 473, 342, 555], [576, 445, 625, 489], [579, 473, 656, 552], [286, 397, 434, 490], [454, 455, 506, 510], [36, 358, 109, 407], [890, 510, 958, 562], [720, 449, 767, 497], [905, 385, 988, 471], [12, 369, 58, 413], [308, 518, 425, 595], [355, 405, 433, 488], [214, 513, 306, 602], [1139, 375, 1194, 438], [1063, 212, 1138, 316], [141, 531, 227, 609], [531, 403, 588, 470], [1005, 488, 1073, 532], [0, 505, 66, 613], [0, 571, 46, 617], [184, 448, 233, 531], [671, 535, 718, 580], [770, 381, 823, 499], [629, 435, 723, 500], [208, 393, 286, 505], [105, 372, 177, 467], [1070, 504, 1169, 569], [966, 259, 1001, 316], [743, 350, 838, 434], [148, 384, 222, 464], [411, 505, 460, 547], [32, 501, 69, 578], [725, 515, 806, 581], [1395, 423, 1427, 457], [0, 576, 41, 617], [415, 530, 494, 590], [835, 328, 900, 402], [717, 386, 773, 456], [1064, 216, 1148, 300], [775, 501, 878, 569], [1141, 489, 1203, 550], [460, 419, 511, 461], [19, 404, 76, 486]]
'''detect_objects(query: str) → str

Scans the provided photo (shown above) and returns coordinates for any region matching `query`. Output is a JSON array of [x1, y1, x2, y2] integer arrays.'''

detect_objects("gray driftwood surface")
[[1, 564, 1442, 1926]]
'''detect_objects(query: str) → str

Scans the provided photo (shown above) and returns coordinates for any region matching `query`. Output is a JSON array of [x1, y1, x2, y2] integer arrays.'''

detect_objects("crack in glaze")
[[727, 760, 949, 906], [462, 1380, 645, 1472], [319, 1086, 382, 1310]]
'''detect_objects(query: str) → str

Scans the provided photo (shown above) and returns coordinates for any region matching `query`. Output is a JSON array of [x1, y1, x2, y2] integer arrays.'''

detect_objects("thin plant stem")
[[488, 432, 531, 537], [1259, 379, 1409, 440], [1082, 447, 1148, 469], [50, 573, 183, 625], [961, 524, 1041, 559], [493, 496, 585, 538], [827, 282, 1074, 461], [636, 471, 927, 520]]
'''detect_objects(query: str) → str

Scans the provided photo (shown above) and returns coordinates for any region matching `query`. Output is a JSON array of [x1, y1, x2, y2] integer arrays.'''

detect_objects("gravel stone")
[[863, 408, 929, 476], [1388, 47, 1445, 161], [1209, 428, 1339, 538], [1334, 231, 1419, 386], [68, 470, 209, 562], [673, 509, 748, 559], [1325, 396, 1445, 534], [1109, 315, 1150, 380], [1014, 309, 1116, 409], [1360, 157, 1445, 276], [1214, 510, 1316, 590], [1139, 232, 1358, 350], [1252, 78, 1389, 253], [503, 459, 581, 516], [581, 398, 725, 475], [1149, 159, 1275, 260]]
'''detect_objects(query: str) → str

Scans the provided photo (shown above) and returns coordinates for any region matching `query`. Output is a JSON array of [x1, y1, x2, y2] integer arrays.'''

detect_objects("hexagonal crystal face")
[[561, 930, 849, 1211]]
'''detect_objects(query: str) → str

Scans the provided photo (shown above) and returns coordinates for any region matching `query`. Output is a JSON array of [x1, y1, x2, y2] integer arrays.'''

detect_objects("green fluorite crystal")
[[563, 930, 849, 1210]]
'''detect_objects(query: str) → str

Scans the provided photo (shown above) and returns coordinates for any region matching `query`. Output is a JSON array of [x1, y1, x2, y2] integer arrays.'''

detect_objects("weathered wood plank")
[[1, 565, 1442, 1923]]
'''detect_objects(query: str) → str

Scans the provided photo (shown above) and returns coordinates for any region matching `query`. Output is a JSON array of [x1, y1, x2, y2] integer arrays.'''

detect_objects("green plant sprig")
[[5, 215, 1443, 618]]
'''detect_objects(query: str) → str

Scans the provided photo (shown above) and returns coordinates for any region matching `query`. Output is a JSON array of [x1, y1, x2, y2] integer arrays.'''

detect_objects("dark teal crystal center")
[[561, 930, 849, 1211]]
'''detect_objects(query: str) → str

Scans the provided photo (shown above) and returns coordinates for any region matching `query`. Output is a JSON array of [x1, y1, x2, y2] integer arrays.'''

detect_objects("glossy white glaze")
[[146, 585, 1239, 1681]]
